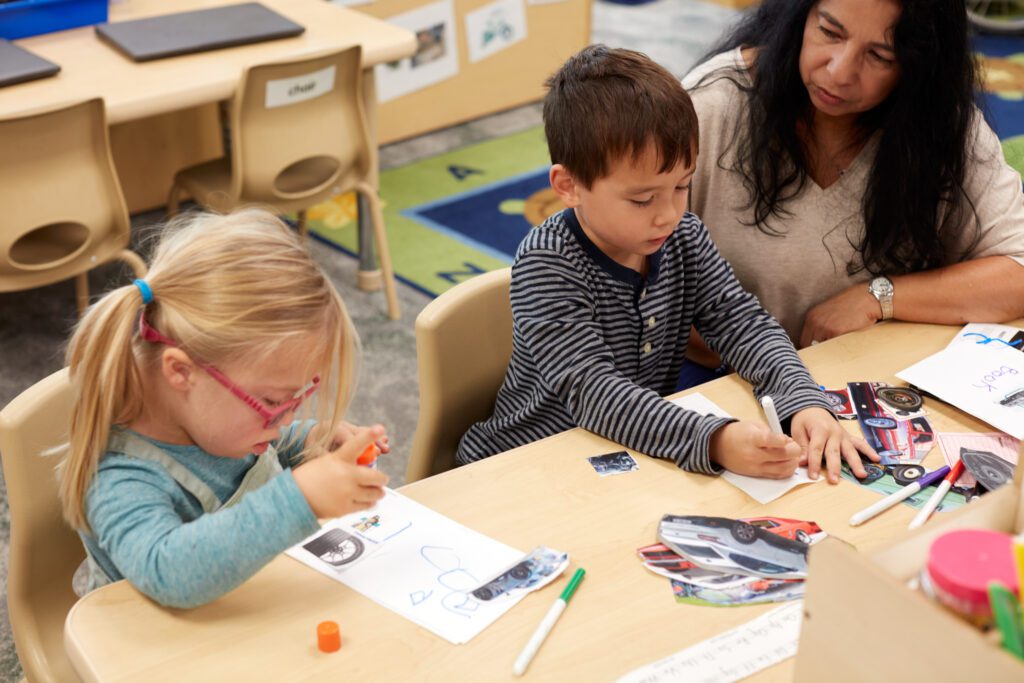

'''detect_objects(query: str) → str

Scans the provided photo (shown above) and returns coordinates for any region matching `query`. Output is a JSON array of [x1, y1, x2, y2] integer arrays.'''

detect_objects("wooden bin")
[[795, 451, 1024, 681]]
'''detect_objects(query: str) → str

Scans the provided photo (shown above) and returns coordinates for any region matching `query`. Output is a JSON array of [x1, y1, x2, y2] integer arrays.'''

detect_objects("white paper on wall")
[[464, 0, 527, 63], [376, 0, 459, 103]]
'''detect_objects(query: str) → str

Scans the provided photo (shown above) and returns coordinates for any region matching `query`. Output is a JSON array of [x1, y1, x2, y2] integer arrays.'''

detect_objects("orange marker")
[[356, 443, 380, 466], [317, 620, 341, 652]]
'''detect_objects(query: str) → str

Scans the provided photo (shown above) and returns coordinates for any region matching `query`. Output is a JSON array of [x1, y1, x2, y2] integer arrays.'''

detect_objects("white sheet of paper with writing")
[[897, 338, 1024, 439], [614, 601, 803, 683], [945, 323, 1024, 351], [669, 393, 821, 503], [286, 488, 525, 644]]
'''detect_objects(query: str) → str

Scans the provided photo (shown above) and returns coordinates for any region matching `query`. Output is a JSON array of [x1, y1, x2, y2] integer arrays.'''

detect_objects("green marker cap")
[[988, 581, 1024, 660], [560, 568, 586, 603]]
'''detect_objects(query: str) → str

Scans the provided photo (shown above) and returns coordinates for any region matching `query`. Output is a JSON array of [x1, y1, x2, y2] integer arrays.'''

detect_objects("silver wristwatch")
[[868, 276, 894, 320]]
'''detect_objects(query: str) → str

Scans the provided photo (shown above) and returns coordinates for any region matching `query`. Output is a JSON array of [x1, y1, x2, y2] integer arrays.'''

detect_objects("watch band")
[[879, 292, 893, 320], [869, 276, 894, 320]]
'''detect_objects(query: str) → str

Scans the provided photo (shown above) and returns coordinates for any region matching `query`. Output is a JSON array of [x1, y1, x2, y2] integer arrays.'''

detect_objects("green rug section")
[[1004, 135, 1024, 177], [308, 126, 550, 297]]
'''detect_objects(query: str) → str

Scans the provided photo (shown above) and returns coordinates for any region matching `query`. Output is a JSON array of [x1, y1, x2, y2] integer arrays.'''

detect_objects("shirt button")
[[647, 316, 656, 328], [640, 288, 647, 300], [642, 342, 652, 354]]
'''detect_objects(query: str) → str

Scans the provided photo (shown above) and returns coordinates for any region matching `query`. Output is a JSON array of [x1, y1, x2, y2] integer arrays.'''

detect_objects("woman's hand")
[[709, 421, 803, 479], [799, 283, 881, 348], [790, 407, 879, 483]]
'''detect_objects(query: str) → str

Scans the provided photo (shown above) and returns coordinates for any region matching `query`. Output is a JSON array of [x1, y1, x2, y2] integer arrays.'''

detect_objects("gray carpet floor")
[[0, 2, 735, 679]]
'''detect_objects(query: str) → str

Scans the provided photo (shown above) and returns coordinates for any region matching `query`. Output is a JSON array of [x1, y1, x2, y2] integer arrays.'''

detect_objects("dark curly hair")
[[693, 0, 982, 276]]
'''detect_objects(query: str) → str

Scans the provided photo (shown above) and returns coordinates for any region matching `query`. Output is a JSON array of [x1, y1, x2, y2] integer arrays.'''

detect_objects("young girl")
[[60, 208, 389, 609]]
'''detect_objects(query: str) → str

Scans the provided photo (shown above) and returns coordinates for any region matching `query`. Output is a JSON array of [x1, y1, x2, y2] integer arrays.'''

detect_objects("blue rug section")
[[974, 33, 1024, 139], [403, 167, 551, 262]]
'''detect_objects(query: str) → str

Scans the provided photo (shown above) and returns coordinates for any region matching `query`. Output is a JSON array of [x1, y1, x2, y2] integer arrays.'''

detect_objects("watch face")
[[870, 277, 893, 296]]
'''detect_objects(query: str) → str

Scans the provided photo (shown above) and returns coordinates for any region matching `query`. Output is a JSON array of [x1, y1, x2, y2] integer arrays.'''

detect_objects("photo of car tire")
[[889, 464, 925, 487], [730, 521, 758, 544], [302, 528, 365, 567]]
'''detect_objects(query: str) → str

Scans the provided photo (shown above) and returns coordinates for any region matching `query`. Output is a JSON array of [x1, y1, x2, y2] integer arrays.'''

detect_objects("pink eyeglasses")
[[138, 315, 319, 429]]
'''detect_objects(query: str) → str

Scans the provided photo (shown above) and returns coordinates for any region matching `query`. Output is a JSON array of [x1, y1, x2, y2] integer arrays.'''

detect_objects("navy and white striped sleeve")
[[511, 247, 732, 474]]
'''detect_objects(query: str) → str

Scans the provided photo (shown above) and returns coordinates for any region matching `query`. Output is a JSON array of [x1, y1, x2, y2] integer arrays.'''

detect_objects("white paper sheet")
[[614, 602, 803, 683], [286, 488, 526, 644], [375, 0, 459, 103], [945, 323, 1024, 350], [897, 337, 1024, 439], [464, 0, 527, 63], [669, 394, 821, 503]]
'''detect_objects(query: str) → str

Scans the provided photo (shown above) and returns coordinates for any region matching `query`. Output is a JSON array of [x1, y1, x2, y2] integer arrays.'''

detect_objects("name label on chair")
[[265, 66, 336, 109]]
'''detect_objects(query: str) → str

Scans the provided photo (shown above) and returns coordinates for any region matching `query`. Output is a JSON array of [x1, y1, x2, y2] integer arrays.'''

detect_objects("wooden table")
[[64, 320, 1014, 682], [1, 0, 416, 223]]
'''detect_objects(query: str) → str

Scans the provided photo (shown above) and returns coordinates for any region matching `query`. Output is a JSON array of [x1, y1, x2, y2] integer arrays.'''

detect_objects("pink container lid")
[[926, 529, 1017, 608]]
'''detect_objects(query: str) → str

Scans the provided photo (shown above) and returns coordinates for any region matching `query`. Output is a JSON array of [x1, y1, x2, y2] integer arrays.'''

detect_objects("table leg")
[[357, 67, 383, 293], [357, 194, 382, 291]]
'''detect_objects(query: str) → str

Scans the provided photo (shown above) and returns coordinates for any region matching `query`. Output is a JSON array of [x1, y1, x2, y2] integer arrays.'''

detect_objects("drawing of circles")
[[876, 387, 923, 412], [961, 450, 1014, 492]]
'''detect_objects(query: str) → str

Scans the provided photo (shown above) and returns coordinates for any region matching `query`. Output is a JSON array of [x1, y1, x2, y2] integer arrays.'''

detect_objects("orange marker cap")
[[356, 443, 380, 466], [317, 620, 341, 652]]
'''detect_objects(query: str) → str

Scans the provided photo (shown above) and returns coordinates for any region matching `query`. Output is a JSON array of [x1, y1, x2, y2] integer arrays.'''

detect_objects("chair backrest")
[[230, 45, 370, 213], [0, 368, 83, 683], [406, 268, 513, 484], [0, 98, 130, 293]]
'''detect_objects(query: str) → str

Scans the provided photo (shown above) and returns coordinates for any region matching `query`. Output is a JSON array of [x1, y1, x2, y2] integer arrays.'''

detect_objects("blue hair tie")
[[133, 279, 153, 305]]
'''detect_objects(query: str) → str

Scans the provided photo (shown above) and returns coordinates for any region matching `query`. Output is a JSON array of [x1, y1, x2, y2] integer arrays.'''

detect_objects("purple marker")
[[848, 465, 951, 526]]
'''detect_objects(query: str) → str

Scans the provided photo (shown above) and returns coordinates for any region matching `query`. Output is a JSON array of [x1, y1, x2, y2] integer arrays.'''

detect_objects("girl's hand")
[[293, 425, 389, 519], [709, 421, 802, 479], [307, 420, 391, 456], [791, 407, 879, 483]]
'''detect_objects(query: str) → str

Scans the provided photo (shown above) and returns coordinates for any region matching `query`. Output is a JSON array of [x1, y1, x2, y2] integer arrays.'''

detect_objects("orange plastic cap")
[[317, 620, 341, 652], [356, 444, 380, 466]]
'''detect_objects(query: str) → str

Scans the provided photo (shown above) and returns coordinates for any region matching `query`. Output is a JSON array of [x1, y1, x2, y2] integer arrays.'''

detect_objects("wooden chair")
[[405, 268, 513, 484], [0, 99, 146, 316], [0, 368, 84, 683], [167, 45, 399, 320]]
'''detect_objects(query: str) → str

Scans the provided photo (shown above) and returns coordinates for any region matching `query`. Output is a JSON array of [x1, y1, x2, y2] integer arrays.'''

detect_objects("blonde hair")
[[60, 208, 358, 531]]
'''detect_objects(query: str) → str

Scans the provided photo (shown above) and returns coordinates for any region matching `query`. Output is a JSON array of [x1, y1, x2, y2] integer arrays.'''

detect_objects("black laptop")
[[94, 2, 305, 62], [0, 40, 60, 88]]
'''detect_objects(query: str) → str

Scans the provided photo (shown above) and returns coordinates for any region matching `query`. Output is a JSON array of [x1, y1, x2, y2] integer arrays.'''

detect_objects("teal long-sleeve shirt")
[[80, 421, 320, 608]]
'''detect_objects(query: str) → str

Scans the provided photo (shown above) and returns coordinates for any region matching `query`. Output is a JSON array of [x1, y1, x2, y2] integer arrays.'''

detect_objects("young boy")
[[456, 45, 877, 483]]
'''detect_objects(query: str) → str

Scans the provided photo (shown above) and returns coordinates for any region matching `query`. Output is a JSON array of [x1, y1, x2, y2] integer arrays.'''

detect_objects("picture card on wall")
[[464, 0, 527, 63], [376, 0, 459, 103]]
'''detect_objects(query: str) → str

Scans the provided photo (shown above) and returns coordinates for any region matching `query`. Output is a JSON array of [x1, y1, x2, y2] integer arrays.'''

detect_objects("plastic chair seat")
[[406, 268, 513, 483], [167, 46, 399, 319], [0, 368, 84, 683], [0, 98, 145, 314]]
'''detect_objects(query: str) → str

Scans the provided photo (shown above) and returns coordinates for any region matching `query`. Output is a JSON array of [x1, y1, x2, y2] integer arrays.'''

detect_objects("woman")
[[683, 0, 1024, 355]]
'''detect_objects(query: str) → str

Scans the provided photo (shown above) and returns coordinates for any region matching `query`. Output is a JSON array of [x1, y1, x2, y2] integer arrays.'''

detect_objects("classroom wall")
[[355, 0, 592, 144]]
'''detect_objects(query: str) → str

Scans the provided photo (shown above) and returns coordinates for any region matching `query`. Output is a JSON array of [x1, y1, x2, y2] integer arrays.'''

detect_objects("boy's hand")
[[709, 421, 802, 479], [293, 425, 389, 519], [307, 420, 391, 456], [791, 407, 879, 484]]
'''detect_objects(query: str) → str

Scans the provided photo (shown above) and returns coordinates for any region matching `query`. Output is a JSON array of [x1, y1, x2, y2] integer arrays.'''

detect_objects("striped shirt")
[[456, 208, 833, 473]]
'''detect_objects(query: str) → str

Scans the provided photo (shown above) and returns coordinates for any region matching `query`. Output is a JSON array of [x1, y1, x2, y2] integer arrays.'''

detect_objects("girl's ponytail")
[[61, 282, 148, 531]]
